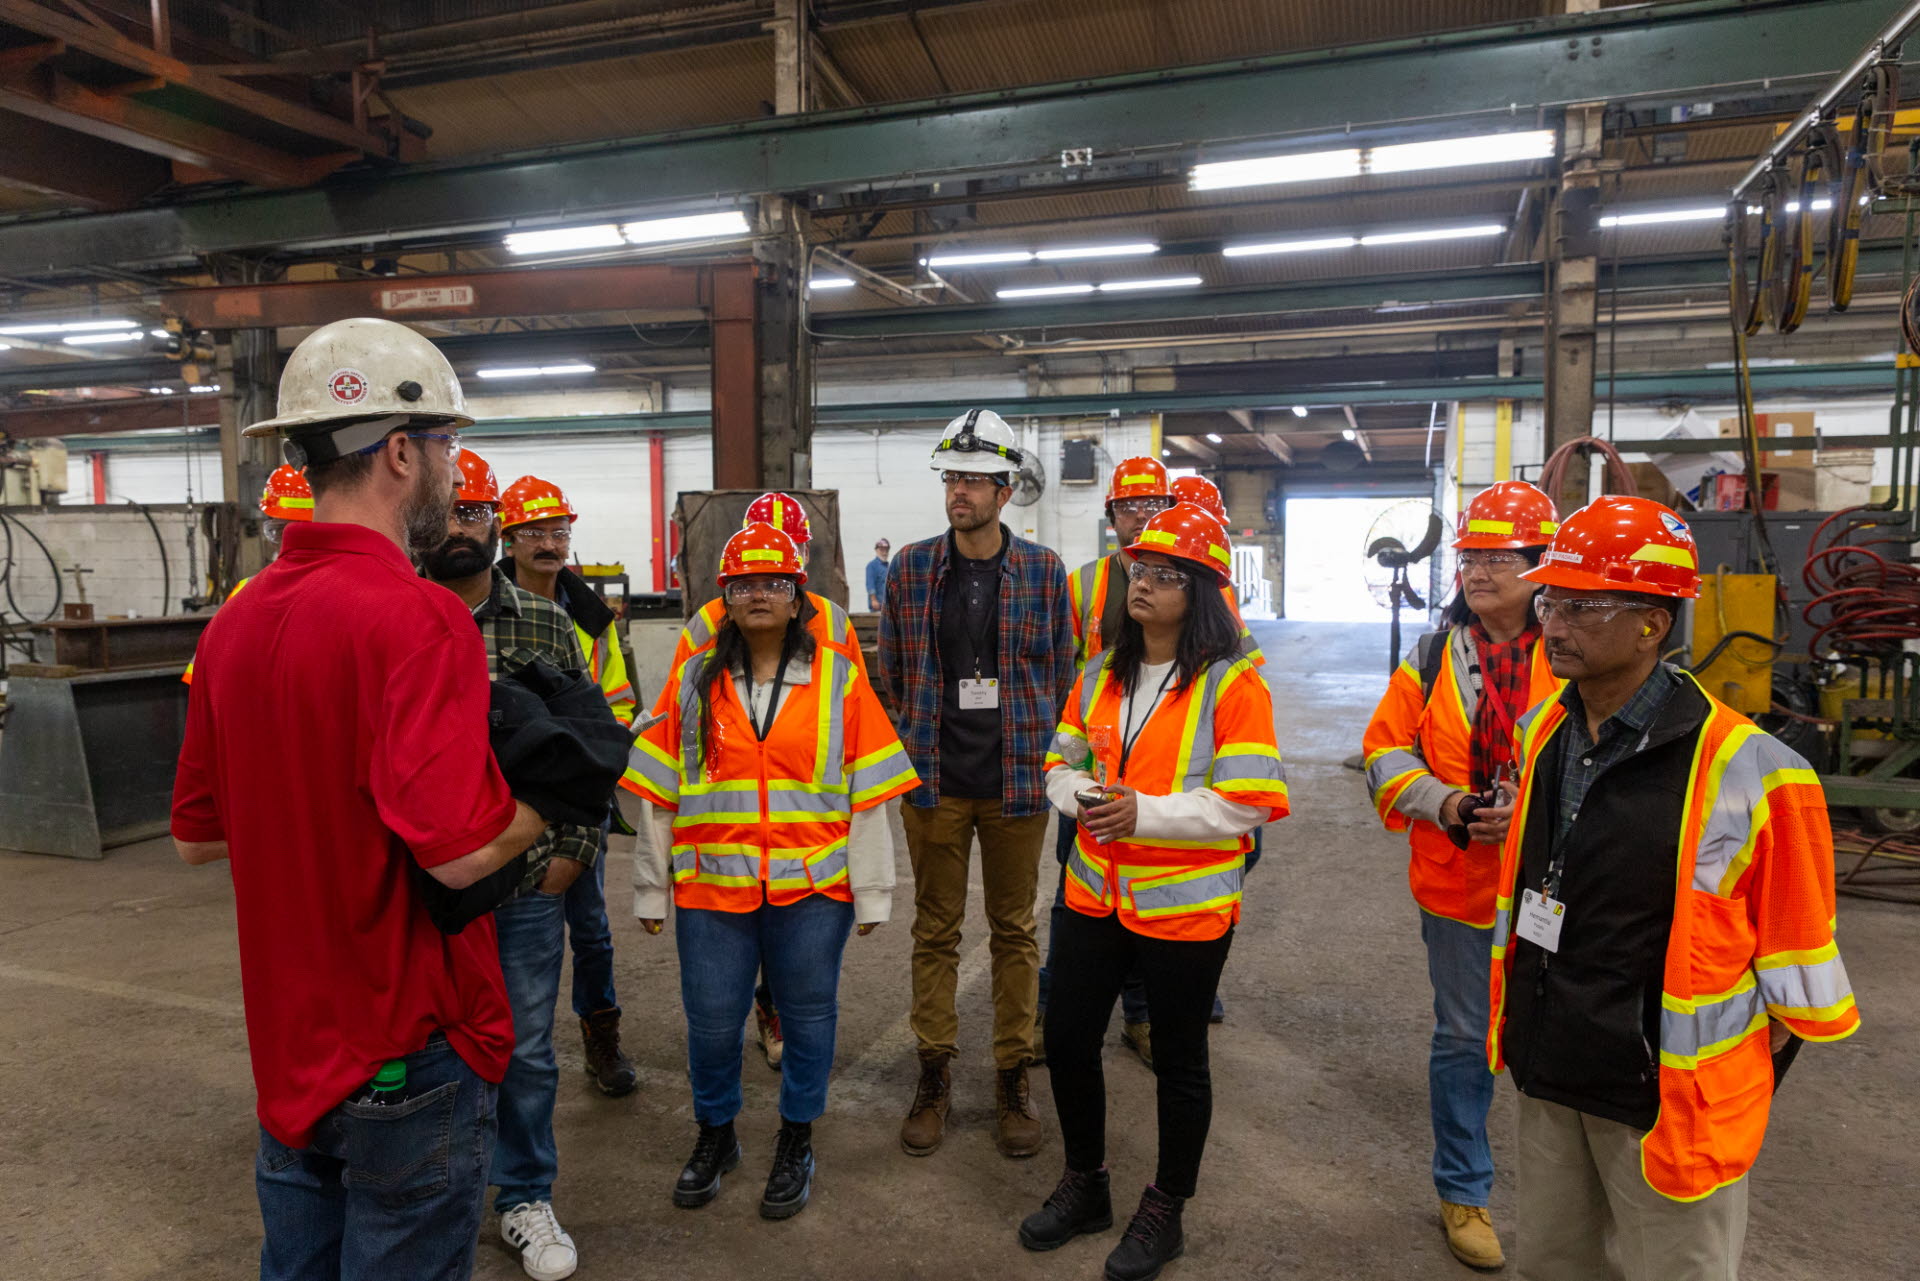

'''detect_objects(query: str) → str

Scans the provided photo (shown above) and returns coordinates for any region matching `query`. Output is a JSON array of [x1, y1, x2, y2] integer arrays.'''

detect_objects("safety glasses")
[[452, 502, 497, 527], [1458, 551, 1530, 573], [1535, 596, 1654, 629], [513, 527, 572, 546], [724, 577, 798, 602], [941, 471, 1006, 490], [1126, 560, 1190, 589], [1112, 497, 1173, 519]]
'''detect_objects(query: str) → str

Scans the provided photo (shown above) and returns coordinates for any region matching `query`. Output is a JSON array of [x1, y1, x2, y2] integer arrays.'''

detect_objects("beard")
[[421, 526, 498, 581], [402, 460, 456, 559]]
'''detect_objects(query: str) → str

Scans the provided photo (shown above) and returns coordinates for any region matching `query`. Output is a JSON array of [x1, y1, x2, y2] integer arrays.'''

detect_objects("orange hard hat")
[[1169, 475, 1227, 524], [499, 475, 577, 530], [718, 522, 808, 585], [1107, 456, 1171, 505], [1521, 495, 1700, 600], [744, 491, 812, 546], [1454, 480, 1558, 550], [1127, 502, 1234, 584], [259, 465, 313, 522], [456, 450, 500, 505]]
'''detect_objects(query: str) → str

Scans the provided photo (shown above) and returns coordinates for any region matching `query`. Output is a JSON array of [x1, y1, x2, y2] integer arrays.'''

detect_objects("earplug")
[[1641, 624, 1654, 636]]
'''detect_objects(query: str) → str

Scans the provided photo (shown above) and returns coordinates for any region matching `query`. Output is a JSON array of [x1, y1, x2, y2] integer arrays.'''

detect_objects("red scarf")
[[1467, 622, 1539, 793]]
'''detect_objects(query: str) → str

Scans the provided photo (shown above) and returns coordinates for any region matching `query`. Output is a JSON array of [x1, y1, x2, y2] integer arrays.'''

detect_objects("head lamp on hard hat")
[[930, 407, 1025, 477]]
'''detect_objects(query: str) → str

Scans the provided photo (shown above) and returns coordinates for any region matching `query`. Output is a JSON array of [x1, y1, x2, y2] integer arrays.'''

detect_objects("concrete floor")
[[1, 620, 1911, 1280]]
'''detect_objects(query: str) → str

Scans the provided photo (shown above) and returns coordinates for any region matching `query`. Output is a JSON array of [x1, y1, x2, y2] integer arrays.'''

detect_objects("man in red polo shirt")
[[172, 318, 548, 1281]]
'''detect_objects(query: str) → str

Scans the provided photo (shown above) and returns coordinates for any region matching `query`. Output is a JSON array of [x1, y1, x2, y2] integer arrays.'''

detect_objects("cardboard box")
[[1717, 411, 1814, 468], [1709, 472, 1779, 511]]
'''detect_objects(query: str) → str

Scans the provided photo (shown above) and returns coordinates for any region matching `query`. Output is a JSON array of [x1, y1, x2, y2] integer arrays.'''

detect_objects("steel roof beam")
[[0, 0, 1897, 276]]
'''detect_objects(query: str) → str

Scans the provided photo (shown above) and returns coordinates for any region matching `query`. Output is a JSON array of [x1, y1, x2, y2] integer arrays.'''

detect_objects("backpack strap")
[[1416, 629, 1448, 702]]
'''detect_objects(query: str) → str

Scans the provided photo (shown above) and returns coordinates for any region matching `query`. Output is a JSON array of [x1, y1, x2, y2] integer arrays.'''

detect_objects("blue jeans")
[[676, 894, 854, 1125], [1041, 821, 1262, 1023], [490, 888, 566, 1212], [1421, 910, 1496, 1206], [564, 842, 619, 1018], [255, 1034, 497, 1281]]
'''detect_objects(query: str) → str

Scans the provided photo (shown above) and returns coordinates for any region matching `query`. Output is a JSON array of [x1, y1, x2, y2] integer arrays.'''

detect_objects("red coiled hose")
[[1802, 506, 1920, 659]]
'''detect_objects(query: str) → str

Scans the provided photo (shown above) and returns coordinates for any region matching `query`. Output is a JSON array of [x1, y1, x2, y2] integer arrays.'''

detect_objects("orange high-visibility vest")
[[671, 593, 866, 680], [1067, 554, 1264, 670], [181, 576, 253, 686], [1361, 627, 1560, 927], [572, 616, 635, 726], [1487, 674, 1861, 1201], [621, 640, 916, 913], [1045, 655, 1289, 941]]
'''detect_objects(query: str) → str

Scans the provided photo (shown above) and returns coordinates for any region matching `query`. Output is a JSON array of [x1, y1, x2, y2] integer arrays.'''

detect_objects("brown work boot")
[[994, 1063, 1044, 1158], [1440, 1201, 1504, 1270], [581, 1009, 638, 1098], [900, 1052, 951, 1156]]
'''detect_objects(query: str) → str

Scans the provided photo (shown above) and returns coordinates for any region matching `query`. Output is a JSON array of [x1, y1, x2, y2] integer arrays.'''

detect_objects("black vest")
[[1503, 679, 1708, 1130]]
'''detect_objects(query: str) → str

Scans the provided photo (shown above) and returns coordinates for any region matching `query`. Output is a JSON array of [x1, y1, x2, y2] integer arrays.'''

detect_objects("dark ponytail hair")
[[695, 584, 817, 770], [1441, 545, 1544, 629], [1105, 561, 1242, 696]]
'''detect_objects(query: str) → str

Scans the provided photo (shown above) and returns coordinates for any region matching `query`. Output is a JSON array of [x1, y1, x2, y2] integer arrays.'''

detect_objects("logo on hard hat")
[[327, 369, 369, 405], [1660, 511, 1688, 537]]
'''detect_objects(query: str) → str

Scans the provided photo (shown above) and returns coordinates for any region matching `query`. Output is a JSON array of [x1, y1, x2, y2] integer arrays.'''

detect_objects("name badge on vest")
[[1516, 888, 1566, 953], [959, 678, 1000, 710]]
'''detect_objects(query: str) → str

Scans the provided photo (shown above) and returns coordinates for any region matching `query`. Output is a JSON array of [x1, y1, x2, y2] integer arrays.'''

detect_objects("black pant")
[[1044, 907, 1233, 1199]]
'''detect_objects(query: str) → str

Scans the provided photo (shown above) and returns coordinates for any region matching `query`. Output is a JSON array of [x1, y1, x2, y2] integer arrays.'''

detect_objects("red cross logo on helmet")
[[327, 369, 368, 404]]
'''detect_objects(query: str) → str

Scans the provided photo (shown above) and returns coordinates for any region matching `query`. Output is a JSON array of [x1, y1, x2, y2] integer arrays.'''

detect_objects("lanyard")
[[1117, 666, 1175, 781], [958, 564, 997, 678], [747, 662, 787, 741]]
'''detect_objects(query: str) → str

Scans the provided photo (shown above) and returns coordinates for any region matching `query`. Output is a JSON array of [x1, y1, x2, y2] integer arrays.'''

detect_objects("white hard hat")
[[244, 317, 472, 439], [930, 408, 1025, 475]]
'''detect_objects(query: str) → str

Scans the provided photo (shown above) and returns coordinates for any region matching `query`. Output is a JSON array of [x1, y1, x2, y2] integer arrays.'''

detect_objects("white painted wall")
[[1, 506, 198, 623]]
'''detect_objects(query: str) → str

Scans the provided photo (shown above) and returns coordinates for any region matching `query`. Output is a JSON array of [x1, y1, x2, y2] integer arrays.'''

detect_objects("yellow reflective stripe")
[[1466, 518, 1514, 535], [276, 496, 315, 509], [524, 495, 563, 511], [1756, 941, 1838, 970], [740, 548, 785, 562], [1214, 742, 1279, 760], [1119, 473, 1156, 487], [1540, 520, 1558, 535], [1630, 542, 1695, 568], [1138, 529, 1177, 548]]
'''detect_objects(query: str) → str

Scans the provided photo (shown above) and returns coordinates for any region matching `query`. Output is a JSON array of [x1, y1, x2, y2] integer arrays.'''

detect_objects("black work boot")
[[1104, 1184, 1186, 1281], [759, 1119, 815, 1220], [1018, 1166, 1113, 1251], [581, 1008, 638, 1097], [672, 1121, 741, 1209]]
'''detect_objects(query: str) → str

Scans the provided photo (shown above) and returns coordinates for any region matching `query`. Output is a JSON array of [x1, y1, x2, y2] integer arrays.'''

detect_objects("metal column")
[[1544, 101, 1605, 501]]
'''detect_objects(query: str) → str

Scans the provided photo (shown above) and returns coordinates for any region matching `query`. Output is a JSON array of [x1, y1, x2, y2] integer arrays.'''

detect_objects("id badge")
[[958, 677, 1000, 710], [1516, 888, 1566, 953]]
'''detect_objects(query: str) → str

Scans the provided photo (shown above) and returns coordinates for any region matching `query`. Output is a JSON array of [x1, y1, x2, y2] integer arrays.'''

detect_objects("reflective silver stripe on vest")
[[676, 789, 762, 821], [1364, 746, 1427, 799], [624, 739, 679, 797], [1691, 726, 1811, 894], [767, 839, 849, 888], [1210, 750, 1284, 785], [848, 745, 915, 800], [1661, 983, 1767, 1062], [1492, 904, 1512, 948], [1176, 663, 1230, 790], [1756, 953, 1854, 1015], [686, 606, 716, 651], [1066, 843, 1108, 900], [809, 841, 849, 885], [765, 786, 848, 818], [1130, 863, 1243, 917], [673, 849, 758, 882]]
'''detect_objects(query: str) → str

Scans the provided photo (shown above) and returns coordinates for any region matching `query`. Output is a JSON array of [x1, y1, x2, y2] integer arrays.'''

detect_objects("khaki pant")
[[901, 795, 1047, 1069], [1516, 1093, 1749, 1281]]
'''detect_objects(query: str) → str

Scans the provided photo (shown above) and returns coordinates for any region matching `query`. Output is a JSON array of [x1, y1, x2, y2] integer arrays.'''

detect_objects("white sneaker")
[[500, 1201, 578, 1281]]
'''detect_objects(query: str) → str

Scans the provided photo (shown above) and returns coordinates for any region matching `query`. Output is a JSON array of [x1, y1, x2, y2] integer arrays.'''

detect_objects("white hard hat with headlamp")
[[244, 317, 473, 468], [930, 408, 1025, 477]]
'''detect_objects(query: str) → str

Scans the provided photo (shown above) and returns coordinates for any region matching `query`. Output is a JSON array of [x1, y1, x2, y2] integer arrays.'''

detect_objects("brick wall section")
[[1, 505, 199, 628]]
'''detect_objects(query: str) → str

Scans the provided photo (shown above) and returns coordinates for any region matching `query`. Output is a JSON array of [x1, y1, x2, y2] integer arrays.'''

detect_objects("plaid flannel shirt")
[[469, 567, 602, 888], [879, 524, 1075, 816]]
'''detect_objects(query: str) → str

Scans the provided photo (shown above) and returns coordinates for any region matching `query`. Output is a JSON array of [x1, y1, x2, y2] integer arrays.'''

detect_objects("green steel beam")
[[0, 0, 1896, 276]]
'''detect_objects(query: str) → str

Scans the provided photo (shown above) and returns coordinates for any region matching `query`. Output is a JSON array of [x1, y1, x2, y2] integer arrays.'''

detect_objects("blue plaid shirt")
[[879, 524, 1076, 816]]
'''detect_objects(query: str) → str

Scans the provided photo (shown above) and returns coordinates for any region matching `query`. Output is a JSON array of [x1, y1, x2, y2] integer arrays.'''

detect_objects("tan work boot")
[[1440, 1201, 1504, 1270], [1120, 1020, 1153, 1069], [900, 1052, 951, 1156], [994, 1063, 1044, 1158]]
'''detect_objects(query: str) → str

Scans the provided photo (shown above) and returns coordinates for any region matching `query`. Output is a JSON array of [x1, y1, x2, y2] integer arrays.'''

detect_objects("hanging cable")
[[1771, 138, 1828, 334], [1537, 434, 1638, 499], [128, 501, 171, 616]]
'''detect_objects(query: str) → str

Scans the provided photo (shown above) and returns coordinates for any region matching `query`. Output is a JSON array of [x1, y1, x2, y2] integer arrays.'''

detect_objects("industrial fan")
[[1362, 499, 1446, 674], [1009, 447, 1048, 507]]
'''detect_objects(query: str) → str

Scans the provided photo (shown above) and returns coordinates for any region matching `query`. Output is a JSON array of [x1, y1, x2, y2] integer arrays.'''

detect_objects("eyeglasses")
[[724, 577, 798, 602], [1126, 560, 1190, 589], [356, 430, 462, 459], [261, 518, 287, 546], [1112, 498, 1173, 519], [513, 527, 572, 545], [1535, 596, 1654, 629], [941, 471, 1007, 491], [1459, 551, 1530, 573]]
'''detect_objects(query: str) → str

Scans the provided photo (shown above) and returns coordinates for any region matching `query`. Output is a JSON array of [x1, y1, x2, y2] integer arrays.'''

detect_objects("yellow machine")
[[1689, 571, 1777, 716]]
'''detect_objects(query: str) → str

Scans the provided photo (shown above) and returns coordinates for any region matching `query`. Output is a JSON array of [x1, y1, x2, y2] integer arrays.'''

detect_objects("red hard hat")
[[499, 475, 577, 530], [1521, 495, 1700, 600], [1454, 480, 1558, 550], [456, 450, 501, 505], [1169, 475, 1227, 524], [744, 492, 812, 546], [1107, 456, 1171, 505], [259, 465, 313, 522], [1127, 502, 1234, 584], [719, 522, 808, 585]]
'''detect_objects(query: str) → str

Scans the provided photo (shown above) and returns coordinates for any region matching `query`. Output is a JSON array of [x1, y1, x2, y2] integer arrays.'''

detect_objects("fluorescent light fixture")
[[924, 251, 1035, 268], [1599, 206, 1724, 228], [1783, 199, 1834, 214], [503, 224, 624, 255], [64, 330, 144, 345], [189, 384, 221, 393], [808, 275, 857, 290], [1359, 224, 1505, 246], [0, 318, 138, 335], [1342, 427, 1358, 442], [1223, 235, 1358, 257], [1205, 432, 1224, 444], [1097, 276, 1202, 292], [620, 210, 751, 245], [474, 363, 598, 380], [1291, 405, 1309, 418], [1033, 242, 1158, 261], [1191, 148, 1361, 191], [1162, 448, 1172, 457], [996, 284, 1097, 299], [146, 386, 175, 395], [1368, 130, 1554, 174], [149, 328, 169, 338]]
